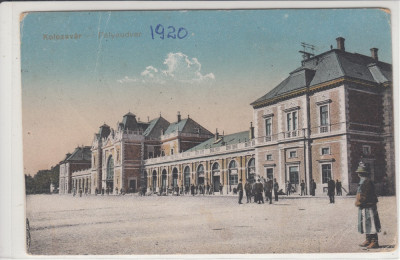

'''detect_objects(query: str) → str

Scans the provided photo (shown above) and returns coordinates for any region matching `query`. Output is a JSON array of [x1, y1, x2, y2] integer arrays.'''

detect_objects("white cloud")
[[117, 52, 215, 85]]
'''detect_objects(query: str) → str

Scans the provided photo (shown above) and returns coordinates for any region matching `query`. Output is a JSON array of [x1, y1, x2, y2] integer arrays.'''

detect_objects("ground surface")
[[26, 194, 397, 255]]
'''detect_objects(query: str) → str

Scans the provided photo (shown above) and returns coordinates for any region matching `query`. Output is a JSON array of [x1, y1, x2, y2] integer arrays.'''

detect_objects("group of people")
[[327, 179, 343, 203], [236, 178, 279, 205]]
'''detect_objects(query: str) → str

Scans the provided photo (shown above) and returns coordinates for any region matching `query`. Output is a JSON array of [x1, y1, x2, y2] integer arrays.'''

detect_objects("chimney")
[[177, 111, 181, 122], [336, 37, 345, 51], [249, 122, 255, 140], [215, 128, 219, 140], [370, 48, 379, 61]]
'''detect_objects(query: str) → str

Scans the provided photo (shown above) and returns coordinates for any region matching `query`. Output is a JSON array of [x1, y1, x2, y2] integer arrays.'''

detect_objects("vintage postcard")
[[6, 1, 398, 258]]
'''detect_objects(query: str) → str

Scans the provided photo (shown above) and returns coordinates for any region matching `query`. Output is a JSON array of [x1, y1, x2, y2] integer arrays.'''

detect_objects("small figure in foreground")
[[300, 180, 305, 196], [237, 179, 243, 204], [327, 178, 335, 203], [244, 179, 252, 203], [355, 161, 381, 249], [273, 178, 279, 201], [336, 179, 342, 196]]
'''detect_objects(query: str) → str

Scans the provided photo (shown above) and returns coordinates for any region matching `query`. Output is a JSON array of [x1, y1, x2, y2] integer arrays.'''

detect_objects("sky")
[[21, 9, 392, 175]]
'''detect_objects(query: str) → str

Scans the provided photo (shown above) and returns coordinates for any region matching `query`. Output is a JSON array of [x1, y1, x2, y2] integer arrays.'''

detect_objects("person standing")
[[287, 182, 292, 196], [310, 179, 316, 196], [336, 180, 342, 196], [255, 179, 264, 204], [355, 161, 381, 249], [328, 178, 335, 203], [101, 187, 104, 196], [237, 179, 244, 204], [273, 178, 279, 201], [300, 180, 305, 196], [191, 184, 195, 196], [219, 183, 223, 195], [266, 178, 273, 204], [245, 179, 252, 203]]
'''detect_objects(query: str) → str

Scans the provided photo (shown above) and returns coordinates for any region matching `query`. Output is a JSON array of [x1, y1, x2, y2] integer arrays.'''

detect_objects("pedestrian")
[[355, 161, 381, 249], [73, 187, 76, 197], [219, 183, 223, 195], [237, 179, 244, 204], [287, 182, 292, 196], [79, 188, 82, 197], [255, 179, 264, 204], [101, 187, 104, 195], [191, 184, 195, 196], [310, 179, 316, 196], [328, 178, 335, 203], [206, 184, 210, 195], [210, 185, 214, 195], [273, 178, 279, 201], [95, 187, 98, 195], [300, 180, 305, 196], [266, 178, 273, 204], [336, 180, 342, 196], [244, 179, 252, 203], [176, 186, 180, 196]]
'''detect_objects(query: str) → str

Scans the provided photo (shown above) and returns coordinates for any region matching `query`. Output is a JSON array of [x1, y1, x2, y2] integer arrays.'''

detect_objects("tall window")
[[247, 158, 255, 183], [321, 164, 332, 183], [172, 168, 178, 187], [287, 111, 298, 131], [197, 164, 205, 185], [265, 118, 272, 136], [229, 160, 238, 185], [289, 166, 299, 184], [320, 105, 329, 126], [184, 166, 191, 186], [106, 156, 114, 181]]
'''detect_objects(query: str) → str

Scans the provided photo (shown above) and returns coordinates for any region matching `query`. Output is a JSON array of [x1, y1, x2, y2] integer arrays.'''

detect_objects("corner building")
[[251, 37, 394, 195], [60, 37, 394, 196]]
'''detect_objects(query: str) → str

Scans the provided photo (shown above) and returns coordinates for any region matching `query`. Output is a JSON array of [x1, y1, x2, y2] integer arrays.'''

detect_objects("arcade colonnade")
[[144, 154, 256, 194]]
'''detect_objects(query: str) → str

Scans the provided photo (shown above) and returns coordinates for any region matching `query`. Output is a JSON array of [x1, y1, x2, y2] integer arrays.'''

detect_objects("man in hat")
[[255, 179, 264, 204], [244, 179, 252, 203], [237, 179, 243, 204], [355, 161, 381, 249]]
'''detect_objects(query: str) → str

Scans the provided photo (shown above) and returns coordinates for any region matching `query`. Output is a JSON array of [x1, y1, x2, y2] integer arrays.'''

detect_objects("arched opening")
[[184, 166, 191, 188], [172, 168, 178, 188], [212, 162, 221, 192], [106, 156, 114, 192], [152, 170, 157, 192], [162, 169, 167, 192], [197, 164, 205, 185], [247, 158, 256, 184], [229, 160, 238, 191]]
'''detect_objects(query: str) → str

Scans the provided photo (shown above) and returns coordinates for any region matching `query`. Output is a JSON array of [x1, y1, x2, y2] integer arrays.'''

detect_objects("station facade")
[[59, 37, 394, 196]]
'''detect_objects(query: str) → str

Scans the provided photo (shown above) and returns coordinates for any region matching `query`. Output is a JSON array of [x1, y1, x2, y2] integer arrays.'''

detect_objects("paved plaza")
[[26, 194, 397, 256]]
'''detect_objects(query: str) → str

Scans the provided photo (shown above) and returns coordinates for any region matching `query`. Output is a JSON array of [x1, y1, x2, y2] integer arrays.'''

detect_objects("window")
[[265, 118, 272, 136], [266, 168, 274, 180], [289, 166, 299, 184], [319, 104, 330, 133], [229, 160, 238, 186], [247, 159, 255, 182], [289, 150, 297, 158], [321, 147, 330, 155], [170, 149, 174, 155], [148, 152, 154, 158], [287, 111, 298, 131], [184, 166, 191, 186], [266, 154, 272, 161], [363, 145, 371, 155], [161, 150, 165, 156], [321, 164, 332, 183]]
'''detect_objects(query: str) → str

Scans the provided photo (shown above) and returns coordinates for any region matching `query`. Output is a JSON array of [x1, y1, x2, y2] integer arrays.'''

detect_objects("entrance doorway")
[[129, 179, 136, 193], [212, 162, 221, 191]]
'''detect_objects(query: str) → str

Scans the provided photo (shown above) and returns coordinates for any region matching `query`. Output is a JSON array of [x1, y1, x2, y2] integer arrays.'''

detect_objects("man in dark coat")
[[355, 161, 381, 249], [310, 179, 316, 196], [265, 178, 273, 204], [255, 179, 264, 204], [327, 178, 335, 203], [244, 179, 252, 203], [237, 179, 243, 204], [190, 184, 195, 196]]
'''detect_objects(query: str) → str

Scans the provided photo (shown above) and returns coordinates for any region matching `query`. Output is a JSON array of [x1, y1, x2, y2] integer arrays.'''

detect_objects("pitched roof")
[[66, 146, 91, 162], [187, 131, 250, 152], [164, 119, 188, 135], [163, 117, 213, 136], [143, 117, 161, 136], [251, 49, 392, 107]]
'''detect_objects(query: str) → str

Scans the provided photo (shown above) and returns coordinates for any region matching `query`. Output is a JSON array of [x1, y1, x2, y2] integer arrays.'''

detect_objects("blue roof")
[[187, 131, 250, 152]]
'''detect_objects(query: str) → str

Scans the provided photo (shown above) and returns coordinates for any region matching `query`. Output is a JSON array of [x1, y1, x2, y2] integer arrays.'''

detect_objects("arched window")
[[107, 156, 114, 181], [172, 168, 178, 187], [229, 160, 238, 186], [212, 162, 221, 192], [143, 171, 148, 190], [152, 170, 157, 191], [184, 166, 191, 187], [197, 164, 205, 185], [247, 158, 256, 183], [162, 169, 167, 191]]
